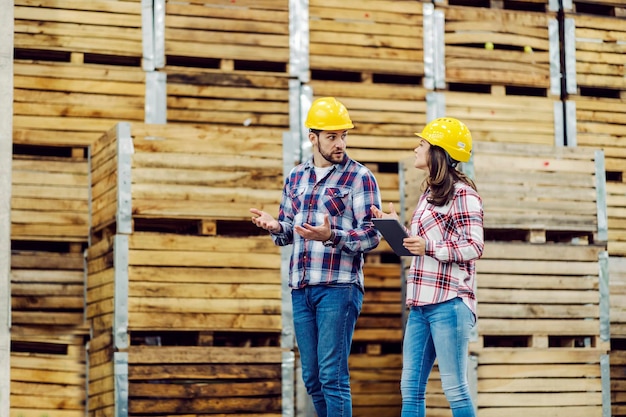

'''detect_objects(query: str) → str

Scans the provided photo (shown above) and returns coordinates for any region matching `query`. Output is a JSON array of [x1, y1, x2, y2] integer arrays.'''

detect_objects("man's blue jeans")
[[401, 297, 476, 417], [292, 284, 363, 417]]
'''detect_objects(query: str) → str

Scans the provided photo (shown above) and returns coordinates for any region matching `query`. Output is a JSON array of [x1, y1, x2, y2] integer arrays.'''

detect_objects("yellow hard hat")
[[415, 117, 472, 163], [305, 97, 354, 131]]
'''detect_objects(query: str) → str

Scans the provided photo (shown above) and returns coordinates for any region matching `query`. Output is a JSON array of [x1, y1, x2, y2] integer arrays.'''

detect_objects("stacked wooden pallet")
[[471, 141, 606, 242], [13, 60, 146, 148], [309, 0, 426, 77], [14, 0, 143, 58], [443, 5, 556, 92], [164, 0, 289, 69], [401, 140, 610, 416], [563, 7, 626, 256], [11, 150, 89, 243], [10, 2, 145, 414], [564, 0, 626, 20], [161, 0, 291, 127], [11, 246, 86, 329], [86, 122, 285, 417], [13, 0, 145, 149], [610, 256, 626, 416], [10, 331, 87, 417]]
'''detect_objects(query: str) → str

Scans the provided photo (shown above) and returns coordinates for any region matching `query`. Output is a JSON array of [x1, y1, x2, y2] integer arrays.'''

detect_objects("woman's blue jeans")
[[401, 297, 476, 417], [292, 284, 363, 417]]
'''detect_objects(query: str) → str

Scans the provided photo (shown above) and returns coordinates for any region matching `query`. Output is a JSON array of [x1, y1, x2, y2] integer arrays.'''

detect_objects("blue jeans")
[[401, 297, 476, 417], [292, 284, 363, 417]]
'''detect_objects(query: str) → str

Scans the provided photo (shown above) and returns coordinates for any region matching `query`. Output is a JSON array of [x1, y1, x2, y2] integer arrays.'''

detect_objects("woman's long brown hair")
[[422, 146, 477, 207]]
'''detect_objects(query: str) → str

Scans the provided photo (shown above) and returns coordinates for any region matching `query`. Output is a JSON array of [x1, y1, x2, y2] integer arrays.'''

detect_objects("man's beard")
[[319, 144, 344, 164]]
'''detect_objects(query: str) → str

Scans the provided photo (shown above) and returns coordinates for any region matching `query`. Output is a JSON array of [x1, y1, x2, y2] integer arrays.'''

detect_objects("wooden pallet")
[[606, 183, 626, 256], [610, 349, 626, 417], [164, 0, 289, 67], [129, 346, 282, 415], [350, 352, 402, 417], [609, 256, 626, 337], [566, 0, 626, 16], [85, 231, 282, 335], [88, 343, 283, 417], [11, 332, 87, 417], [473, 348, 607, 417], [354, 262, 404, 345], [164, 65, 291, 127], [11, 151, 90, 243], [443, 91, 561, 146], [435, 0, 556, 12], [442, 5, 556, 92], [309, 0, 426, 77], [572, 96, 626, 178], [474, 241, 608, 349], [11, 245, 87, 329], [13, 60, 145, 147], [474, 142, 604, 240], [14, 0, 143, 58], [566, 12, 626, 97], [89, 122, 284, 238]]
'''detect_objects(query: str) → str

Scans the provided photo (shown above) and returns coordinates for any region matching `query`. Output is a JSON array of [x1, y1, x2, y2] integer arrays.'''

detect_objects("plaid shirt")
[[271, 155, 381, 290], [406, 182, 484, 316]]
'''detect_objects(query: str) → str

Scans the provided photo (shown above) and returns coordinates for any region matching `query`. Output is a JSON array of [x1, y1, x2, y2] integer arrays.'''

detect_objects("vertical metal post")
[[141, 0, 155, 71], [0, 1, 14, 415], [563, 18, 577, 95]]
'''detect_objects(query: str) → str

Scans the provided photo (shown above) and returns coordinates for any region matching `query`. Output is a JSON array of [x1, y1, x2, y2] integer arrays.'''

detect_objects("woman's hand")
[[371, 202, 400, 220], [403, 236, 426, 256]]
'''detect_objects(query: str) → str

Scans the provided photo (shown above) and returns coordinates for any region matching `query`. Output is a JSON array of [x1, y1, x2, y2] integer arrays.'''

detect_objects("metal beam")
[[0, 0, 14, 415]]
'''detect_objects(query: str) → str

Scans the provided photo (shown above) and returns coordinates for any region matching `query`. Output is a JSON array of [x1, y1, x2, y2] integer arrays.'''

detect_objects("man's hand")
[[250, 208, 281, 233], [295, 213, 332, 241]]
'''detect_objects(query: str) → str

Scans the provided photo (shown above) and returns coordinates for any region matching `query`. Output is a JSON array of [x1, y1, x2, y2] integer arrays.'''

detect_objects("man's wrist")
[[323, 230, 335, 247]]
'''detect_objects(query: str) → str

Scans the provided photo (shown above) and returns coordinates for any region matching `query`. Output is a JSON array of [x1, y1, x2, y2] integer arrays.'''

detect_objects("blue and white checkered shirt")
[[271, 155, 382, 291]]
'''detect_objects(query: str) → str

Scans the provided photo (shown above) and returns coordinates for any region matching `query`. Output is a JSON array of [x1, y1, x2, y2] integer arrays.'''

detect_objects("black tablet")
[[372, 218, 413, 256]]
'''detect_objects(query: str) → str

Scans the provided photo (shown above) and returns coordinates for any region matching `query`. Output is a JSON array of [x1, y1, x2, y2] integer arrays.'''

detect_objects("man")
[[250, 97, 382, 417]]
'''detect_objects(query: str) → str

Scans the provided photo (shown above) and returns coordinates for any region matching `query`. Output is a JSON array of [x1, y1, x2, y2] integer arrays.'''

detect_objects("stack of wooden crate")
[[558, 3, 626, 414], [161, 0, 291, 127], [85, 122, 285, 417], [401, 140, 610, 417], [13, 0, 145, 148], [561, 3, 626, 257], [10, 1, 148, 415]]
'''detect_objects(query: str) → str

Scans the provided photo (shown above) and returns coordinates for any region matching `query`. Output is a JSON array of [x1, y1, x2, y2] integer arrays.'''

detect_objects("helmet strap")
[[445, 153, 459, 168]]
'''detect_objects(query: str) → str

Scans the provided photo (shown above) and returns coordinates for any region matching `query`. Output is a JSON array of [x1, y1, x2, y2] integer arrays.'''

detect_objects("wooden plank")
[[443, 6, 555, 91], [569, 13, 626, 93], [13, 62, 144, 147], [126, 312, 281, 332], [129, 345, 283, 364], [14, 1, 142, 56], [309, 1, 424, 76]]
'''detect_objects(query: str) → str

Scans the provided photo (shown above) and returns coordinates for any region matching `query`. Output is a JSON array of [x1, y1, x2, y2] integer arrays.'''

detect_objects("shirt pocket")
[[289, 186, 307, 213], [323, 187, 351, 217]]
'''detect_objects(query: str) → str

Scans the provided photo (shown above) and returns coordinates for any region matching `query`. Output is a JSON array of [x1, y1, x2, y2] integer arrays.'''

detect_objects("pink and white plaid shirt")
[[405, 182, 484, 317]]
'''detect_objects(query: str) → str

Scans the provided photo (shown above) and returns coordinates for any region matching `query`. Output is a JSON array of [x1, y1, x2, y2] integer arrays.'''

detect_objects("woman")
[[372, 117, 484, 417]]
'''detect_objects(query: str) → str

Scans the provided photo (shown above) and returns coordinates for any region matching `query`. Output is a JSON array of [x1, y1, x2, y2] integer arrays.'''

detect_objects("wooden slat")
[[309, 0, 424, 76], [568, 13, 626, 93], [443, 5, 555, 91], [14, 0, 142, 56]]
